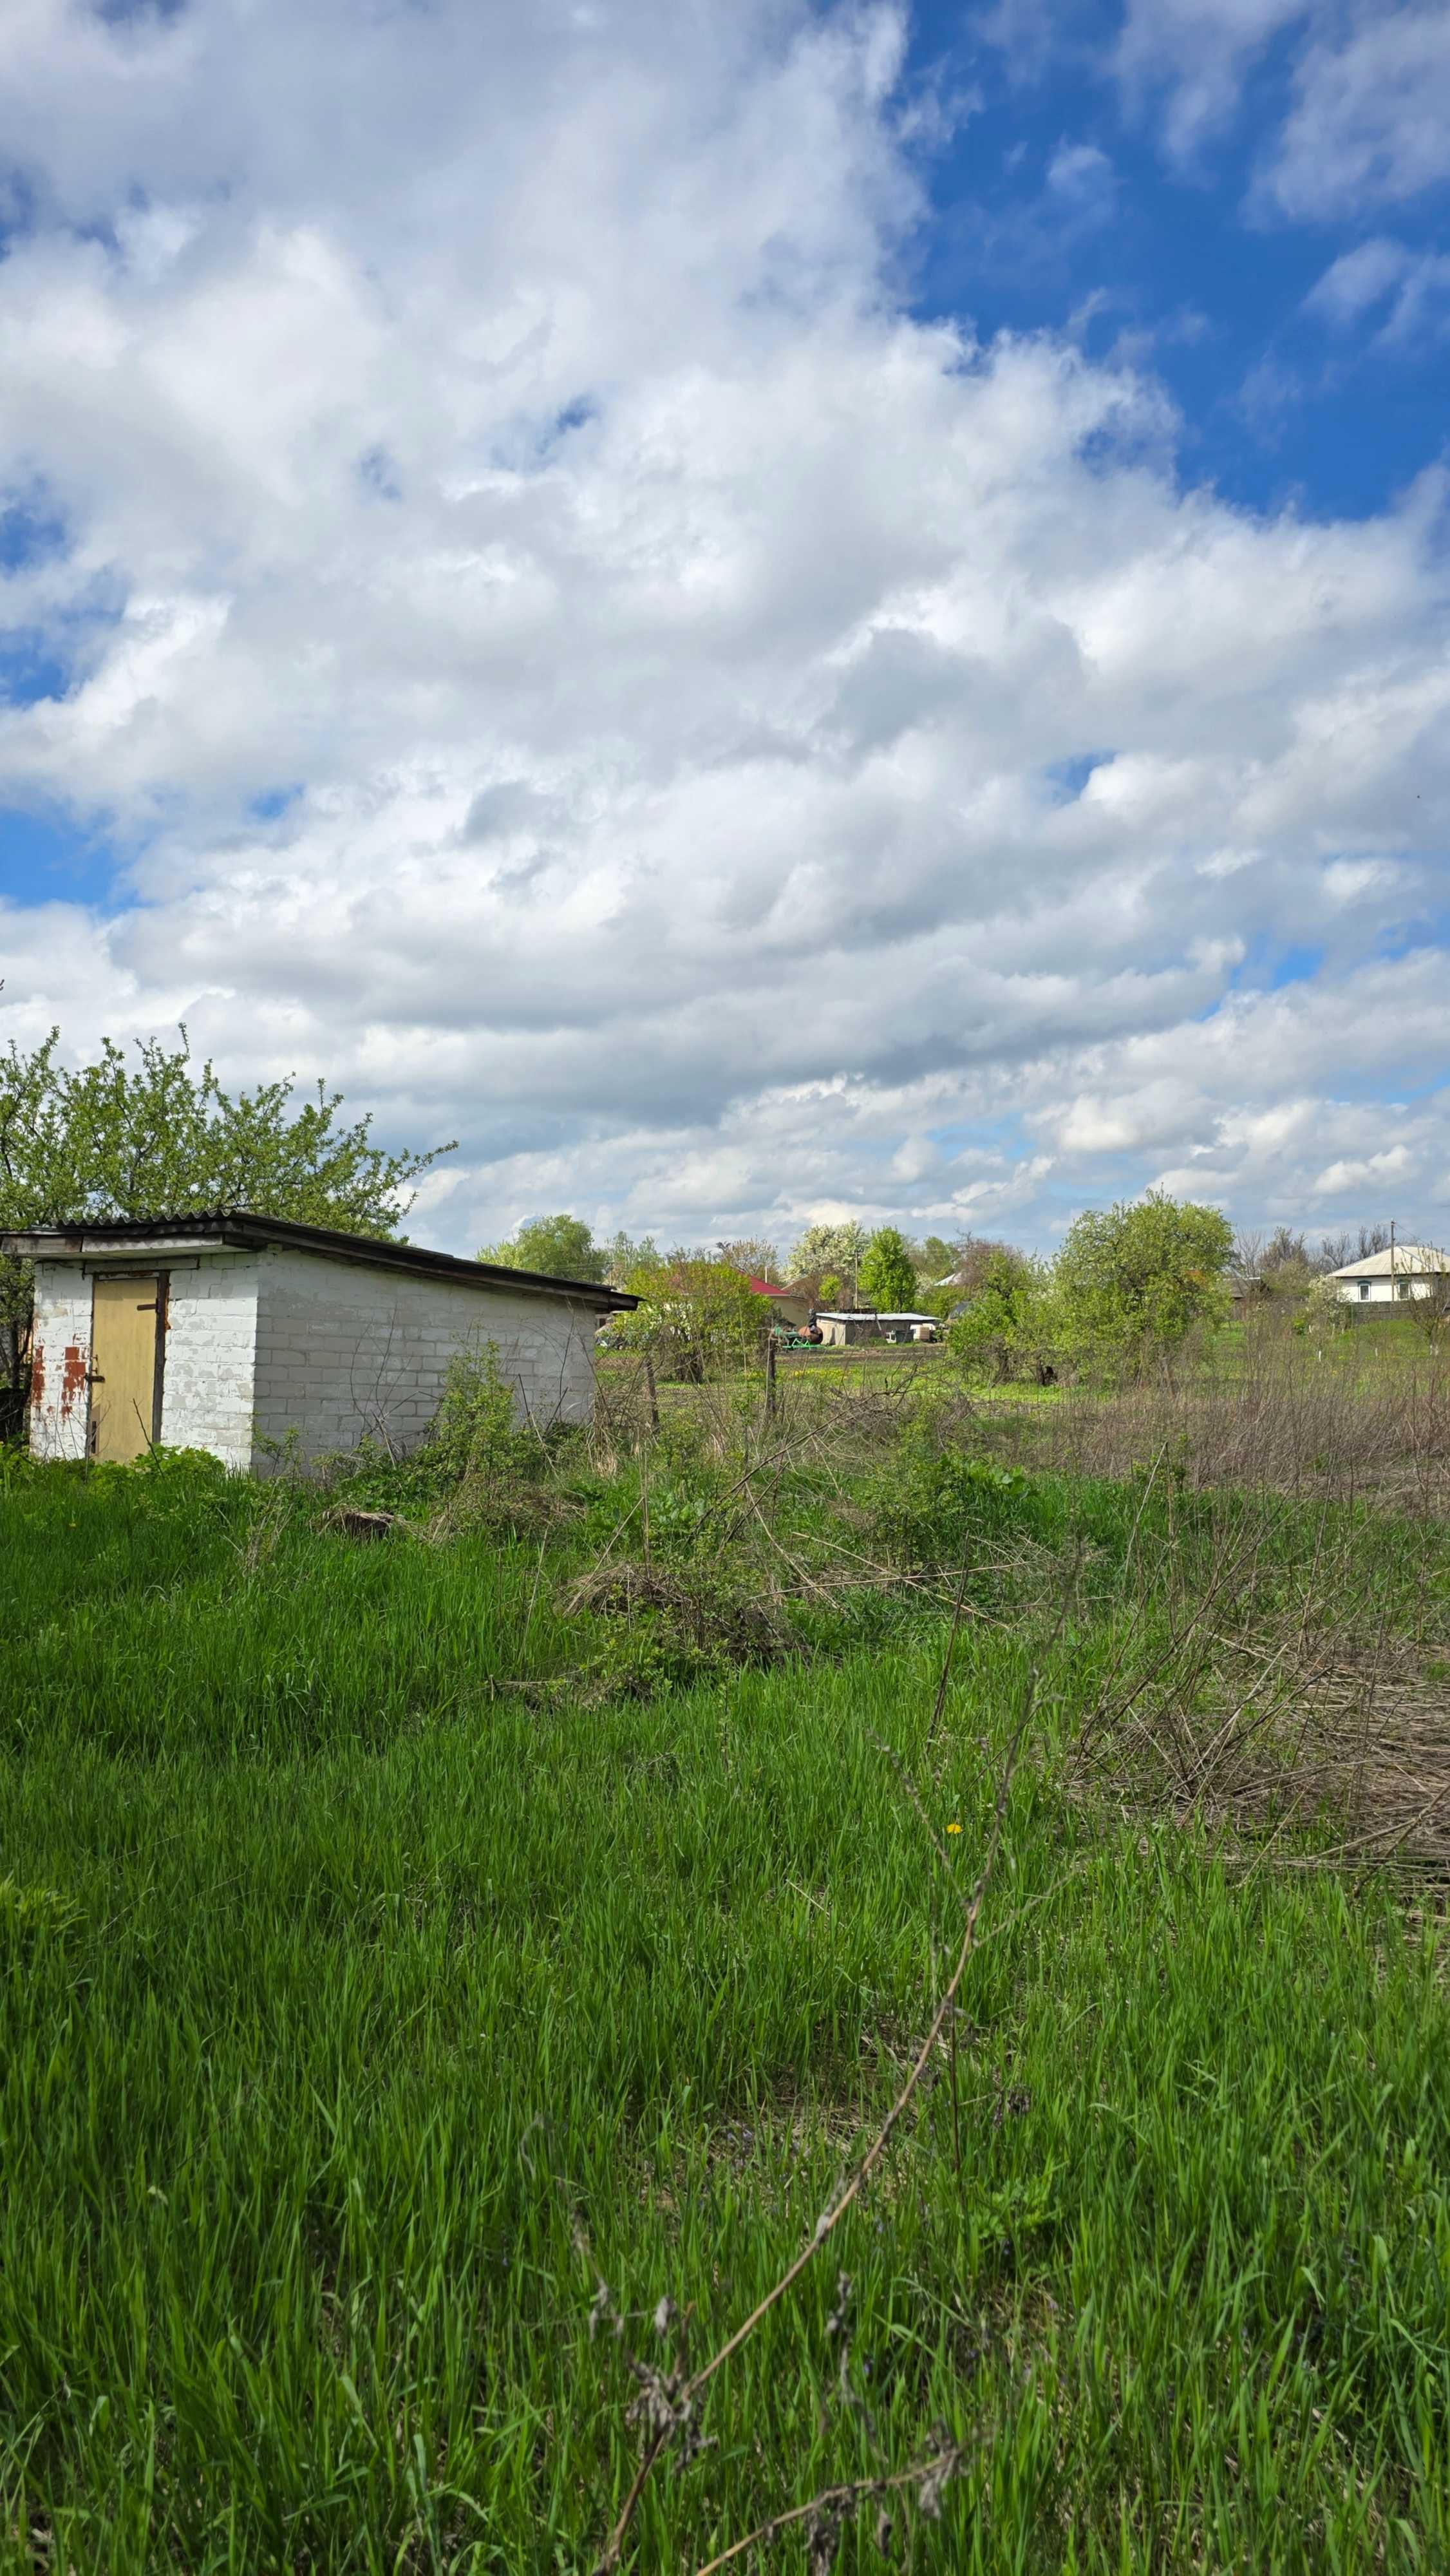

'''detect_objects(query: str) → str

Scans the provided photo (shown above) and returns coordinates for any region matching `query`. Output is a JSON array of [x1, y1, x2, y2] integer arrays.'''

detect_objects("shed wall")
[[250, 1246, 597, 1468], [27, 1264, 97, 1461], [158, 1256, 260, 1468], [26, 1254, 261, 1466]]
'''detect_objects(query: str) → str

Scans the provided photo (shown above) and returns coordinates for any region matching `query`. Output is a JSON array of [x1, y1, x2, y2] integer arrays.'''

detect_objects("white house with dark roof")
[[3, 1210, 636, 1473], [1327, 1245, 1450, 1306]]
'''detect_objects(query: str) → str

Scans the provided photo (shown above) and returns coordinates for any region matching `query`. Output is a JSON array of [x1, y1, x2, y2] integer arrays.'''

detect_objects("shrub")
[[614, 1258, 768, 1382], [1055, 1190, 1232, 1376], [947, 1249, 1057, 1382]]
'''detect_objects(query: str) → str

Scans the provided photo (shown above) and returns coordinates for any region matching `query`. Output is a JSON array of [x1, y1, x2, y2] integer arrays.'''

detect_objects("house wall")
[[250, 1245, 597, 1469], [26, 1253, 260, 1467], [1333, 1277, 1436, 1303]]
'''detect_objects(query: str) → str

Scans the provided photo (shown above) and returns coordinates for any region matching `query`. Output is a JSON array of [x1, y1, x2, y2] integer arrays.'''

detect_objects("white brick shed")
[[4, 1211, 636, 1473]]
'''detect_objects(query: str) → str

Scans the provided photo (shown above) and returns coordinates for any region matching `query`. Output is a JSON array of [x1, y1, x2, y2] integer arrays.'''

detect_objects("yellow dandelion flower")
[[946, 1821, 963, 1834]]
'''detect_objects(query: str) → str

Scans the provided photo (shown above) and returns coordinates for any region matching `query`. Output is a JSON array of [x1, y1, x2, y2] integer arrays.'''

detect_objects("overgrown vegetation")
[[3, 1341, 1450, 2571]]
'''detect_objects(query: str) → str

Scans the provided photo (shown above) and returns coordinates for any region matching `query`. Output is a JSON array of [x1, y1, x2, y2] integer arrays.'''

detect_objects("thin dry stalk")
[[591, 1647, 1045, 2575], [690, 2438, 972, 2575]]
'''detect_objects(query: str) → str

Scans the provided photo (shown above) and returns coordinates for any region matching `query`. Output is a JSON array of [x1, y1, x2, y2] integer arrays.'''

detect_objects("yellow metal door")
[[89, 1275, 162, 1463]]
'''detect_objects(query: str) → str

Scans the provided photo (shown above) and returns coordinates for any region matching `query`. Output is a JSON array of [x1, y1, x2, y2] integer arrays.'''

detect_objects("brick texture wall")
[[26, 1256, 261, 1468], [250, 1246, 597, 1470], [26, 1244, 597, 1472], [159, 1256, 260, 1469], [27, 1265, 97, 1461]]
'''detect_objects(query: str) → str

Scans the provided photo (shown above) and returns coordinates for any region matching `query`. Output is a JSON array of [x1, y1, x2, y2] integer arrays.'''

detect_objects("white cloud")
[[1115, 0, 1307, 162], [1304, 234, 1415, 325], [1305, 236, 1450, 343], [1116, 2, 1450, 222], [0, 0, 1448, 1255], [1268, 6, 1450, 219], [1046, 140, 1118, 222]]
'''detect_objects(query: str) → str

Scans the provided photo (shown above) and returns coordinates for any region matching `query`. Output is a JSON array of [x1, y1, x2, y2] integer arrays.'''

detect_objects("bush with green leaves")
[[1055, 1189, 1232, 1375], [946, 1247, 1057, 1381], [612, 1256, 768, 1382], [858, 1225, 918, 1312], [317, 1345, 551, 1530]]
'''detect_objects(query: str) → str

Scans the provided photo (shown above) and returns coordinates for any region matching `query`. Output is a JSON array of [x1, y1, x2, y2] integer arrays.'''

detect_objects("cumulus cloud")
[[1, 0, 1449, 1253]]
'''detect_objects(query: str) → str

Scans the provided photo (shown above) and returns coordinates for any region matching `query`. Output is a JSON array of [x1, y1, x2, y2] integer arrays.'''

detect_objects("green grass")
[[2, 1443, 1449, 2571]]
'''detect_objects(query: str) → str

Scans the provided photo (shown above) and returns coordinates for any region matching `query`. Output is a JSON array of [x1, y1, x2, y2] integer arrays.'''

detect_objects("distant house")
[[5, 1209, 637, 1473], [748, 1277, 815, 1330], [1328, 1246, 1450, 1306]]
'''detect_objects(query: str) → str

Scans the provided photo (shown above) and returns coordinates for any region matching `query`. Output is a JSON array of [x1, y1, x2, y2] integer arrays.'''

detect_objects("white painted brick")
[[26, 1267, 95, 1461], [27, 1240, 602, 1477]]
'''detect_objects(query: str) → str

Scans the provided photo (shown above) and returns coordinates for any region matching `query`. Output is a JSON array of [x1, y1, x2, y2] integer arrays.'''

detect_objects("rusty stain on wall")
[[60, 1344, 88, 1419], [30, 1343, 45, 1408]]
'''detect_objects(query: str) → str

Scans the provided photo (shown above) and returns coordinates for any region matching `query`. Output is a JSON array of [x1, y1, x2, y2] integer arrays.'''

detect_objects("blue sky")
[[0, 0, 1447, 1256], [901, 0, 1449, 523]]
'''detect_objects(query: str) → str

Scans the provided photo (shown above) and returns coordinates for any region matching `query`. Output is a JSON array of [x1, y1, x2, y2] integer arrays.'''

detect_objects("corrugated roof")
[[0, 1208, 637, 1307]]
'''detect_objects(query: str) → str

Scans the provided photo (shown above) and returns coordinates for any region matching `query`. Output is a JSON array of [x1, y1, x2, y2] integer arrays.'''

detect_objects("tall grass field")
[[3, 1364, 1449, 2572]]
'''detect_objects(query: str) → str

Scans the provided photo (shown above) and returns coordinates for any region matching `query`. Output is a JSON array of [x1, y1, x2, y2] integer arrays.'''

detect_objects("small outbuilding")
[[1327, 1245, 1450, 1306], [814, 1309, 939, 1347], [4, 1209, 637, 1473]]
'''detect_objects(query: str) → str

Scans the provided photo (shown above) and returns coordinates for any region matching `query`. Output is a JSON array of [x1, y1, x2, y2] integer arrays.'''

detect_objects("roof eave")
[[1, 1216, 638, 1310]]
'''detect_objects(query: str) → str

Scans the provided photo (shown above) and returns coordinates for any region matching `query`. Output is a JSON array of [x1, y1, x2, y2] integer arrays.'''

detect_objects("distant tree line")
[[482, 1193, 1432, 1387]]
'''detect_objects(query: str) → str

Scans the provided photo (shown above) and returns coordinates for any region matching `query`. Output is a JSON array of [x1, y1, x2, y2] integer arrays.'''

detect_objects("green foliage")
[[858, 1224, 918, 1312], [1, 1024, 453, 1424], [603, 1228, 661, 1287], [428, 1342, 536, 1480], [915, 1232, 963, 1282], [1290, 1278, 1355, 1344], [946, 1247, 1055, 1380], [478, 1212, 607, 1282], [0, 1025, 448, 1236], [1055, 1189, 1233, 1370], [323, 1344, 549, 1531], [616, 1255, 769, 1381], [715, 1236, 780, 1282]]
